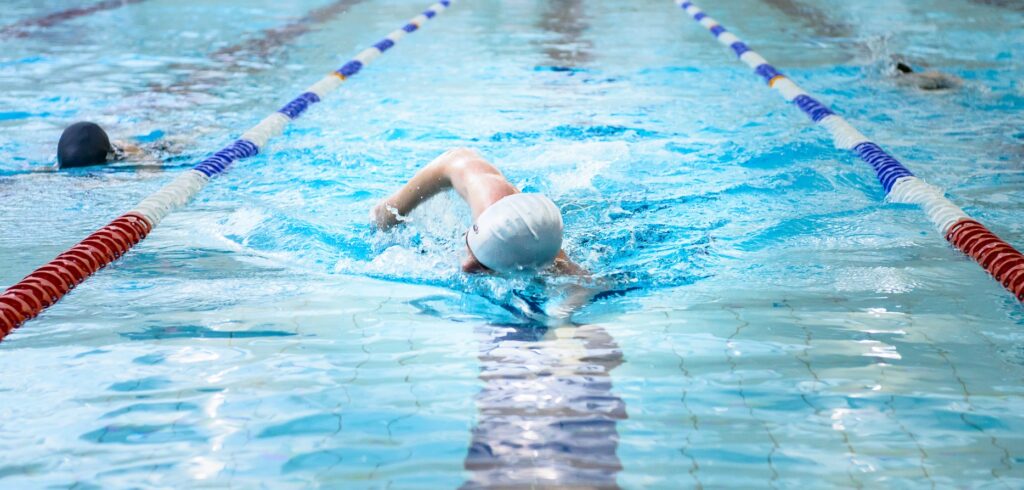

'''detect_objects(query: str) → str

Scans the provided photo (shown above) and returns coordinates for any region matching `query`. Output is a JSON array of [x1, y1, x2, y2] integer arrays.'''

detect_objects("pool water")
[[2, 0, 1023, 487]]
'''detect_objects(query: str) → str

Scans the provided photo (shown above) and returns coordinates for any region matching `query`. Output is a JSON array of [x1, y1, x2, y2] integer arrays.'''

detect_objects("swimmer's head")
[[895, 61, 914, 74], [57, 121, 114, 168], [465, 193, 564, 274]]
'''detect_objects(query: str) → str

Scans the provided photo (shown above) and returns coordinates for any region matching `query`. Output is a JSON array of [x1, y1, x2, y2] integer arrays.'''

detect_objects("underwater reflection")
[[535, 0, 592, 67], [969, 0, 1024, 11], [462, 321, 626, 489], [0, 0, 146, 39], [153, 0, 364, 96], [761, 0, 852, 38]]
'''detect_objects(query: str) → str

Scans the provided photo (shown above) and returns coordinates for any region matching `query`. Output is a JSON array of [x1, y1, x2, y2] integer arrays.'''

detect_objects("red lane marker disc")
[[59, 249, 102, 272], [0, 294, 37, 320], [77, 244, 112, 264], [34, 265, 78, 290], [49, 258, 91, 284], [104, 225, 136, 247], [21, 277, 61, 303], [976, 244, 1015, 269], [1003, 265, 1024, 298], [964, 236, 1000, 257], [5, 284, 49, 310], [88, 236, 122, 260], [122, 212, 154, 233], [27, 270, 72, 295], [89, 233, 126, 259], [957, 228, 990, 255], [79, 238, 116, 263], [108, 219, 144, 242], [992, 257, 1024, 284], [950, 222, 984, 248], [0, 303, 24, 335], [94, 230, 131, 255], [944, 219, 975, 242]]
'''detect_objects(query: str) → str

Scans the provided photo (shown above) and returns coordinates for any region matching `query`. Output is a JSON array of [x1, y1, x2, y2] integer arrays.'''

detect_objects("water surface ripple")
[[1, 0, 1023, 487]]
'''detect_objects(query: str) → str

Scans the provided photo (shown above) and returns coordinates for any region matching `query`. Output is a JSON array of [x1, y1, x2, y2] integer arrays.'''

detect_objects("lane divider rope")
[[0, 0, 455, 342], [674, 0, 1024, 302]]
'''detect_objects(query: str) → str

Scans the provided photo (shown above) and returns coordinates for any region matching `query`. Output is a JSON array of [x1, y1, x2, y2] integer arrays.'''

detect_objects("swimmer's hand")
[[370, 201, 404, 230], [113, 141, 144, 158], [543, 283, 597, 325], [536, 252, 596, 324], [551, 252, 587, 276], [112, 140, 163, 166]]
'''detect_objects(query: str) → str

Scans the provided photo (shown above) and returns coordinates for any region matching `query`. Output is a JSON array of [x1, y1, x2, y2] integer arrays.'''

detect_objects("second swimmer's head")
[[57, 121, 115, 168]]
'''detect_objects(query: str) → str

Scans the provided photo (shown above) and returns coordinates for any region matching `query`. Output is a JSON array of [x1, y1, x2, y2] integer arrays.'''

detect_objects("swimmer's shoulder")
[[891, 60, 963, 91]]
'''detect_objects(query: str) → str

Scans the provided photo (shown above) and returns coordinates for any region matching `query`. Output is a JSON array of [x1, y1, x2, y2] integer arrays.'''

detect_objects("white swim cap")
[[466, 193, 563, 273]]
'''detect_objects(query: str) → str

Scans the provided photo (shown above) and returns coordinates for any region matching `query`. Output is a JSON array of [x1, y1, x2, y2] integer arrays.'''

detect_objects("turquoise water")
[[1, 0, 1024, 487]]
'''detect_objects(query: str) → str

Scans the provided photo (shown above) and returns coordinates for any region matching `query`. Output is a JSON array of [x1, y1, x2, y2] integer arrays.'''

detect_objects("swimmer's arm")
[[552, 251, 587, 277], [545, 264, 601, 324], [115, 141, 145, 158], [372, 148, 516, 228], [372, 151, 456, 228], [112, 140, 165, 168]]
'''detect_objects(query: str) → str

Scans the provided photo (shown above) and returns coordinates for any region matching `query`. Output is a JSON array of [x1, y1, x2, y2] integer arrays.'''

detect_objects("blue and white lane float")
[[0, 1, 455, 340], [674, 0, 1024, 302]]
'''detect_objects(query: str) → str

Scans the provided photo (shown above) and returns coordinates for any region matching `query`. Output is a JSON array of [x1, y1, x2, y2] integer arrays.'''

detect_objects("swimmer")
[[55, 121, 177, 169], [57, 121, 140, 168], [892, 60, 962, 91], [372, 147, 585, 276]]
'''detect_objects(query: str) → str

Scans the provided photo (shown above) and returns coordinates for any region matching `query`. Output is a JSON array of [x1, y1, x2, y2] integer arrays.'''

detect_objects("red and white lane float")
[[0, 1, 455, 341], [674, 0, 1024, 303]]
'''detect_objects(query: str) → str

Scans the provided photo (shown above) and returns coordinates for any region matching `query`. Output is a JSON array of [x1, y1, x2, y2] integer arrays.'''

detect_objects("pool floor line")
[[778, 300, 865, 488], [673, 0, 1024, 303], [154, 0, 367, 97], [665, 331, 703, 487], [0, 0, 146, 38], [723, 306, 781, 486], [212, 0, 365, 62], [0, 0, 456, 342]]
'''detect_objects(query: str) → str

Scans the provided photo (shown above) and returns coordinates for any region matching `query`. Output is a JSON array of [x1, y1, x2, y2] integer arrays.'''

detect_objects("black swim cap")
[[57, 121, 113, 168], [895, 62, 914, 74]]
